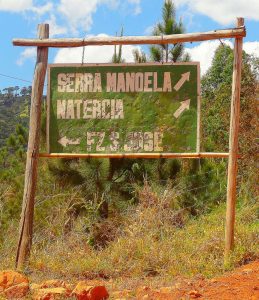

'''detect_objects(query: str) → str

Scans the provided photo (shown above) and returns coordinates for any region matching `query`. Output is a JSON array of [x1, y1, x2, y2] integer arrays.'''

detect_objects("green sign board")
[[47, 63, 200, 154]]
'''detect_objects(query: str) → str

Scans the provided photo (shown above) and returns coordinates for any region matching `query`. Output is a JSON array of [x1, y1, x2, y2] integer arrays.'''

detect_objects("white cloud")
[[45, 14, 67, 37], [57, 0, 120, 35], [57, 0, 99, 35], [0, 0, 53, 16], [0, 0, 32, 12], [0, 0, 142, 37], [30, 2, 53, 16], [185, 41, 231, 75], [54, 34, 141, 63], [185, 40, 259, 75], [53, 37, 259, 74], [174, 0, 259, 25], [144, 25, 154, 35], [128, 0, 141, 15], [243, 42, 259, 57], [16, 48, 36, 66]]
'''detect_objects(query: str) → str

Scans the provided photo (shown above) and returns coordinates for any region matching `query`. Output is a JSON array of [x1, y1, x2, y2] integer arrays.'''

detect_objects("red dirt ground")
[[2, 261, 258, 299], [133, 261, 259, 300]]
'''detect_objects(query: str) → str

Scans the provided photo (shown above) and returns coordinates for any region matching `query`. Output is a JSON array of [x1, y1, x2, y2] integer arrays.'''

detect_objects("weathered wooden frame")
[[13, 26, 245, 47], [13, 18, 245, 269], [46, 61, 201, 156]]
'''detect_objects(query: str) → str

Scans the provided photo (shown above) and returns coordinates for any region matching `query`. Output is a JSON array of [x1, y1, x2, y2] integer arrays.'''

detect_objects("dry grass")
[[0, 183, 258, 290]]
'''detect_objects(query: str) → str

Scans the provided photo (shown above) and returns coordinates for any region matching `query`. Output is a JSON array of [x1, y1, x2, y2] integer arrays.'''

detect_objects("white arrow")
[[173, 99, 191, 119], [174, 72, 190, 91], [58, 136, 80, 147]]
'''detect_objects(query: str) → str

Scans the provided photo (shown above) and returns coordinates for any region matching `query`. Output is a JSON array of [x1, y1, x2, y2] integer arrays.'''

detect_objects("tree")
[[132, 49, 147, 63], [250, 55, 259, 79], [3, 87, 15, 99], [6, 134, 16, 148], [0, 147, 8, 168], [20, 87, 28, 97], [201, 45, 233, 99], [201, 44, 257, 157], [150, 0, 188, 62], [14, 86, 20, 97], [27, 86, 32, 95], [112, 28, 125, 64]]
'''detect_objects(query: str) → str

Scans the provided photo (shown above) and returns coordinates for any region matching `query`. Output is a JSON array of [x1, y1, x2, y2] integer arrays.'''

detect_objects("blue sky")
[[0, 0, 258, 91]]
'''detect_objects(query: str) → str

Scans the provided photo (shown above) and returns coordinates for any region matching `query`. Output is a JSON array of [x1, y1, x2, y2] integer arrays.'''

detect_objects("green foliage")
[[112, 27, 125, 63], [201, 45, 257, 154], [202, 45, 233, 99], [1, 197, 257, 283], [0, 7, 257, 281], [0, 86, 31, 147], [176, 159, 227, 214], [150, 0, 185, 62], [132, 49, 147, 63], [6, 134, 16, 148]]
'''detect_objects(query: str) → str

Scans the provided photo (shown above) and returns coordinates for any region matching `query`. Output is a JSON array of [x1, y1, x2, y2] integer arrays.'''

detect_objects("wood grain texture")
[[196, 63, 201, 153], [15, 24, 49, 270], [225, 18, 244, 259], [38, 152, 233, 159], [13, 27, 246, 47]]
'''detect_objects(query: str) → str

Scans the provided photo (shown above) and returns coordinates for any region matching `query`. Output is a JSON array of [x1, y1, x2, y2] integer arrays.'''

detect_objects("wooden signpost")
[[13, 18, 245, 269], [47, 63, 200, 155], [15, 24, 49, 270], [225, 18, 244, 258]]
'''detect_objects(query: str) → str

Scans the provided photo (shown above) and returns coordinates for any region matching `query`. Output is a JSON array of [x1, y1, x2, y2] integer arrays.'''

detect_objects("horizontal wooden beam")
[[13, 27, 246, 47], [38, 152, 236, 159]]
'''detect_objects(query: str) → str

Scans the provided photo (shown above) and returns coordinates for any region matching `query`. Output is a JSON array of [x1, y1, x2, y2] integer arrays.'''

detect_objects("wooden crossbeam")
[[38, 152, 235, 159], [13, 27, 246, 47]]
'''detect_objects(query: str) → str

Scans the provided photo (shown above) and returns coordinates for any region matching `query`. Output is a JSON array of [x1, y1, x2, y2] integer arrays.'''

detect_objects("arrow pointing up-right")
[[174, 72, 190, 91], [173, 99, 191, 119]]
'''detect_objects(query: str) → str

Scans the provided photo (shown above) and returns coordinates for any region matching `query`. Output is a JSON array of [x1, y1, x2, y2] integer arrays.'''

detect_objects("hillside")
[[0, 90, 30, 147]]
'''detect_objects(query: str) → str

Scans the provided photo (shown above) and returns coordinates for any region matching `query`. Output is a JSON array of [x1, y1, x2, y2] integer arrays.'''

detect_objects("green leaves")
[[150, 0, 185, 63], [150, 46, 163, 62], [132, 49, 147, 63], [111, 27, 125, 64], [170, 43, 184, 62], [201, 44, 257, 156], [201, 45, 233, 99]]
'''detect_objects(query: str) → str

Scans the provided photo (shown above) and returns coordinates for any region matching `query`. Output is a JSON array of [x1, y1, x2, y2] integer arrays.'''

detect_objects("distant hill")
[[0, 87, 31, 147]]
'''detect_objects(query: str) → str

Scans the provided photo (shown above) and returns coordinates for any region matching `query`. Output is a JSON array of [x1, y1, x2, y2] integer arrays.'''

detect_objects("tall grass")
[[1, 181, 257, 289]]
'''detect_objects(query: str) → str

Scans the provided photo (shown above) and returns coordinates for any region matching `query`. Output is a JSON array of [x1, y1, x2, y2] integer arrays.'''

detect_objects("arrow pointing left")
[[58, 136, 80, 147]]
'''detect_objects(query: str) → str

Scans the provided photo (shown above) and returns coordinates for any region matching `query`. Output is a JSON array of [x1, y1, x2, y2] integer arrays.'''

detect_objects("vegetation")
[[1, 185, 257, 287], [111, 28, 125, 64], [149, 0, 189, 62], [0, 1, 258, 289], [132, 49, 147, 63], [0, 86, 31, 147]]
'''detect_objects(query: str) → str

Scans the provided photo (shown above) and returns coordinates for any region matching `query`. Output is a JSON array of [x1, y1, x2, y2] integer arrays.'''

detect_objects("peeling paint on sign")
[[47, 63, 200, 154]]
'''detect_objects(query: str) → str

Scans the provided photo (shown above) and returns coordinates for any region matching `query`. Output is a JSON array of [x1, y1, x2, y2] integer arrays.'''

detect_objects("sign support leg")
[[15, 24, 49, 270], [225, 17, 244, 261]]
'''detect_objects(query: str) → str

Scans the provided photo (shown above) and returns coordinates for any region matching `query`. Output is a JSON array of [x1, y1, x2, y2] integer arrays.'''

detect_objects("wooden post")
[[15, 24, 49, 270], [225, 18, 244, 259]]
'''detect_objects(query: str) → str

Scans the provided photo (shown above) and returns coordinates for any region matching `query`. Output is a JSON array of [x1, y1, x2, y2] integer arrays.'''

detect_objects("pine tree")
[[112, 28, 125, 63], [132, 49, 147, 63], [150, 0, 189, 62]]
